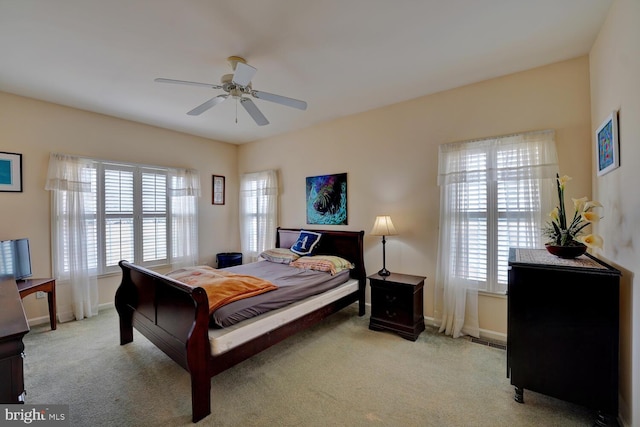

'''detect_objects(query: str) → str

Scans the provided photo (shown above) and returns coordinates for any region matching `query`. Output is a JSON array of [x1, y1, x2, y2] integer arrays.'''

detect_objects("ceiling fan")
[[155, 56, 307, 126]]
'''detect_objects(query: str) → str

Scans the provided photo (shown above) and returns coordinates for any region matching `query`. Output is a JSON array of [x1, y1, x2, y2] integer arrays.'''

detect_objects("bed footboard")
[[115, 261, 212, 422]]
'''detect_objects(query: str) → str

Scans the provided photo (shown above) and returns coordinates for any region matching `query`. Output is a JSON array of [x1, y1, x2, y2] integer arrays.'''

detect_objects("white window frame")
[[56, 159, 179, 276], [98, 162, 169, 274], [437, 130, 558, 294]]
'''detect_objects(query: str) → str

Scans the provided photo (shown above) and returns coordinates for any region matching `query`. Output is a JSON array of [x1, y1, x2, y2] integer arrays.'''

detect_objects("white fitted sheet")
[[208, 278, 358, 356]]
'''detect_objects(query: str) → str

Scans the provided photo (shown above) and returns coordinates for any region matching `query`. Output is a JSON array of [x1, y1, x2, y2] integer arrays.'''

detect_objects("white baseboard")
[[26, 314, 53, 328], [362, 303, 509, 344], [478, 328, 507, 344], [425, 315, 507, 344], [27, 302, 115, 327], [38, 303, 508, 345]]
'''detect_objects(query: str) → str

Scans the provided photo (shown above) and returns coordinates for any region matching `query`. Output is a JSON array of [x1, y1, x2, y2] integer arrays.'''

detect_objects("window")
[[50, 156, 199, 276], [99, 164, 169, 273], [437, 130, 558, 294], [240, 170, 278, 263]]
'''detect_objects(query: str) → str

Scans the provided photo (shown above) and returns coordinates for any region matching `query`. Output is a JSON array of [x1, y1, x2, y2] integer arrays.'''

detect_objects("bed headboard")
[[276, 227, 366, 284]]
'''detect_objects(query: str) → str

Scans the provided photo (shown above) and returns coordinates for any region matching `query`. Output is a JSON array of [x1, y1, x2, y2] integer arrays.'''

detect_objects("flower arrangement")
[[543, 174, 603, 249]]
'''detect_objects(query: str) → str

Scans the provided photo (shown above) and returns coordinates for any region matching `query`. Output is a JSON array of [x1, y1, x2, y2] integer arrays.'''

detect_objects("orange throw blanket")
[[167, 266, 278, 314]]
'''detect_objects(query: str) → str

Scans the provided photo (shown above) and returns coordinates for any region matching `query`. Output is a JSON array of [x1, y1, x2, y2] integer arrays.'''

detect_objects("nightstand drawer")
[[370, 288, 413, 325]]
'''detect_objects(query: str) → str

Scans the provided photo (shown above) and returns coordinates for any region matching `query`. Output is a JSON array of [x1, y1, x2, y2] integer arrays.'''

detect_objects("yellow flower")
[[572, 197, 588, 212], [549, 207, 559, 221], [581, 212, 600, 222], [579, 234, 603, 249], [584, 200, 603, 211], [558, 175, 572, 189]]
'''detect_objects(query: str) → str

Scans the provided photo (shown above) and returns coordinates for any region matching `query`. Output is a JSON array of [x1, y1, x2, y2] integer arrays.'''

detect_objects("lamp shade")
[[370, 215, 397, 236]]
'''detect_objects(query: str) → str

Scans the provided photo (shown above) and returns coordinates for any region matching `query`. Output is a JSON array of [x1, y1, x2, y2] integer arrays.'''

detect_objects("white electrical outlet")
[[36, 291, 46, 299]]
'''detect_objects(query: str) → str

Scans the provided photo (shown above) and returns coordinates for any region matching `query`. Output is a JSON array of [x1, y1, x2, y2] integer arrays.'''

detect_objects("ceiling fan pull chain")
[[235, 98, 238, 124]]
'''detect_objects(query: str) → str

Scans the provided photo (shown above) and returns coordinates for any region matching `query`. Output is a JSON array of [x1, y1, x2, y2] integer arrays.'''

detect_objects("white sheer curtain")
[[240, 170, 278, 263], [435, 130, 558, 338], [45, 153, 98, 321], [169, 168, 201, 269]]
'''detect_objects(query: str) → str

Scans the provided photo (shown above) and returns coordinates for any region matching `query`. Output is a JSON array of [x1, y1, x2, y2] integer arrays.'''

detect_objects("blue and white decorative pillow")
[[290, 230, 322, 256]]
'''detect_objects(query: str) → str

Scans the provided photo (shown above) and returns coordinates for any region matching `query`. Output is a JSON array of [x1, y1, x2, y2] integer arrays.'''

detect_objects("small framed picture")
[[0, 152, 23, 192], [595, 111, 620, 176], [212, 175, 225, 205]]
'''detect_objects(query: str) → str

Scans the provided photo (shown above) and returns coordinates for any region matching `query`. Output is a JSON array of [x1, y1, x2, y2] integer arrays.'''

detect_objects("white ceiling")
[[0, 0, 612, 144]]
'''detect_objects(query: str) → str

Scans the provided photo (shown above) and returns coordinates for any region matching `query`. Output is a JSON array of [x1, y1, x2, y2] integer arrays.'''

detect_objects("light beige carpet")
[[22, 305, 596, 426]]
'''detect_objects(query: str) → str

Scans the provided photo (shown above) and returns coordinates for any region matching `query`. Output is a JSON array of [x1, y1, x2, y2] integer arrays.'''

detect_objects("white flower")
[[544, 173, 604, 248]]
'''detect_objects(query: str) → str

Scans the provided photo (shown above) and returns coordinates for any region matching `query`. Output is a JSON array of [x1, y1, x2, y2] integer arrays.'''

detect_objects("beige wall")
[[3, 28, 633, 422], [0, 92, 240, 323], [590, 0, 640, 425], [239, 56, 593, 340]]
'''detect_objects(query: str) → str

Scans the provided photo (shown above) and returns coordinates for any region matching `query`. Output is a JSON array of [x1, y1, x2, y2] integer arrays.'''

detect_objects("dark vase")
[[545, 243, 587, 259]]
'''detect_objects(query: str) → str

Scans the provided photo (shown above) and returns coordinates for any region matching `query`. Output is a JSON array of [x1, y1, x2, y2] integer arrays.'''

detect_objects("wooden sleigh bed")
[[115, 227, 366, 423]]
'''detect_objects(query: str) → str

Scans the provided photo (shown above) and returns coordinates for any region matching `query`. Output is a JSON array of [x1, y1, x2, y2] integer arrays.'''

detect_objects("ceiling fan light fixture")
[[155, 55, 307, 125]]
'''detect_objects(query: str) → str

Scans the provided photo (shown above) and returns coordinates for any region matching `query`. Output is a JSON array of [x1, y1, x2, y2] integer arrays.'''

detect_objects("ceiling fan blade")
[[240, 98, 269, 126], [232, 62, 257, 87], [251, 90, 307, 110], [155, 78, 222, 89], [187, 94, 228, 116]]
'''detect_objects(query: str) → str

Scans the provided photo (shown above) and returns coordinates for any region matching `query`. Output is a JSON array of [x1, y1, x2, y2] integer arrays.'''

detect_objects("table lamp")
[[370, 215, 397, 276]]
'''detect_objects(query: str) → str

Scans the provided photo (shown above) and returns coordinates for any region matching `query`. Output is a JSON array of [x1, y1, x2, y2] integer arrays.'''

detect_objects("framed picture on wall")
[[306, 172, 347, 225], [595, 111, 620, 176], [0, 151, 23, 192], [212, 175, 225, 205]]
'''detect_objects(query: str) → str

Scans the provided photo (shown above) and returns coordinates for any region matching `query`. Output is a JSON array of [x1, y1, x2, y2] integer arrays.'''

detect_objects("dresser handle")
[[385, 295, 396, 303], [385, 309, 397, 318]]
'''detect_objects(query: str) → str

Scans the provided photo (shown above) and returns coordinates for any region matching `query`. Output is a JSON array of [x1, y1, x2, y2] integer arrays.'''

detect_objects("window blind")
[[437, 130, 558, 293]]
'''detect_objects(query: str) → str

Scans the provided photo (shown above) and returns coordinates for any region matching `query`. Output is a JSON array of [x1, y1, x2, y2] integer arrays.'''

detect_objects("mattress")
[[208, 278, 358, 356]]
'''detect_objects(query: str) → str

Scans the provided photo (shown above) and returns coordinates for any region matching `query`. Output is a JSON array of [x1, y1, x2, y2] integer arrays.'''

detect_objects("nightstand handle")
[[385, 295, 396, 303], [385, 309, 397, 318]]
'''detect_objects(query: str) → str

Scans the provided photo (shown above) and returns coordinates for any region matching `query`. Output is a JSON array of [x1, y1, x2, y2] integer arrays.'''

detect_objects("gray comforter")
[[211, 261, 350, 327]]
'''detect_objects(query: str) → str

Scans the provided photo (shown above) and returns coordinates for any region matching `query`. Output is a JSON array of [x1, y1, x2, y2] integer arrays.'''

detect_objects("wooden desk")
[[17, 278, 56, 330], [0, 278, 29, 403]]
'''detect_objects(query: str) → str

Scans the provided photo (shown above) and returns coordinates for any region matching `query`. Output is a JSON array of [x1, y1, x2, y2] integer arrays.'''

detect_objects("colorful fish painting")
[[306, 173, 347, 225]]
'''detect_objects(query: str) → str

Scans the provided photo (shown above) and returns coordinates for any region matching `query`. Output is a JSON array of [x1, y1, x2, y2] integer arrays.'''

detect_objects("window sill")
[[97, 271, 121, 280], [97, 263, 172, 280], [478, 290, 507, 299]]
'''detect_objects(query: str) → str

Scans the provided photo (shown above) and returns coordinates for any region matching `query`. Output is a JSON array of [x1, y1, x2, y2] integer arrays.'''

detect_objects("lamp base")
[[377, 268, 391, 277]]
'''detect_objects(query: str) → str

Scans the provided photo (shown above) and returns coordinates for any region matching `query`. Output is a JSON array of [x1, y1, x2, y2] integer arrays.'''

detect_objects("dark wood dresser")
[[368, 272, 425, 341], [0, 278, 30, 403], [507, 248, 620, 425]]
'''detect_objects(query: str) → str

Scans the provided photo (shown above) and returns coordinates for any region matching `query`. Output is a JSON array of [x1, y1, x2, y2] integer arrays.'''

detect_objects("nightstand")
[[368, 272, 426, 341]]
